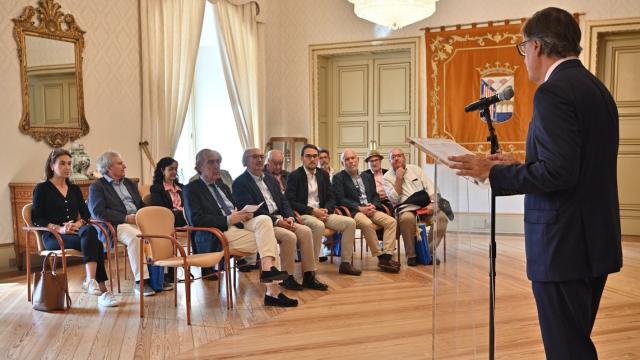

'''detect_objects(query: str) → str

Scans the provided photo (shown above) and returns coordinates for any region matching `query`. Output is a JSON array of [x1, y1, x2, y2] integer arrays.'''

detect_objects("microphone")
[[464, 86, 514, 112]]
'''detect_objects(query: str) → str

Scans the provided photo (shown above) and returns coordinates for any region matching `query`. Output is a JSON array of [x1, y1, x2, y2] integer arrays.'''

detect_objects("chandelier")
[[347, 0, 439, 30]]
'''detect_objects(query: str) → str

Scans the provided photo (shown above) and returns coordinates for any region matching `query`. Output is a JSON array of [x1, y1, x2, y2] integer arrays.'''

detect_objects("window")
[[175, 2, 244, 183]]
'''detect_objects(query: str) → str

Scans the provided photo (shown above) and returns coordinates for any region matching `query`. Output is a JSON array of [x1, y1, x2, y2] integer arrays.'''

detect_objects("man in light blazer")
[[448, 7, 622, 359], [234, 148, 328, 291], [88, 151, 155, 297]]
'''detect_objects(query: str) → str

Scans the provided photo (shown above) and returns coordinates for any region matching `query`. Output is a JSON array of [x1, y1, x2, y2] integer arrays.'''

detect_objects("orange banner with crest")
[[425, 22, 538, 159]]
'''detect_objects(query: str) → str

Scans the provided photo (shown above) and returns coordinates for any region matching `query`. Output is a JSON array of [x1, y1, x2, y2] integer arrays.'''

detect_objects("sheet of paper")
[[408, 137, 490, 189], [240, 202, 264, 213]]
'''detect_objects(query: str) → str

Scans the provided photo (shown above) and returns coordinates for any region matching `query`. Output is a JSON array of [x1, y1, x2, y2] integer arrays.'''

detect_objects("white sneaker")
[[83, 279, 102, 296], [98, 291, 119, 307]]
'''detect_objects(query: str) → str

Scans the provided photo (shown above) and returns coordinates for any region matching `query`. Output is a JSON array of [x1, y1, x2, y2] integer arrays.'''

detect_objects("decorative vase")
[[69, 142, 91, 180]]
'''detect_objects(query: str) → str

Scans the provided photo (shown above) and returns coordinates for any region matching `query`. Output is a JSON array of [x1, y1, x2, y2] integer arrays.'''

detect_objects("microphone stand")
[[480, 106, 499, 360]]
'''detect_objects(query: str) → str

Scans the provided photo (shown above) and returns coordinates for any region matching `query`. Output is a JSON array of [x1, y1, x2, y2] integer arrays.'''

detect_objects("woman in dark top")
[[31, 149, 118, 307], [150, 157, 186, 227]]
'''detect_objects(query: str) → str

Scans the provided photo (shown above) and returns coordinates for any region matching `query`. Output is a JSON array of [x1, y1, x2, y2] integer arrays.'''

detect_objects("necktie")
[[210, 184, 231, 215]]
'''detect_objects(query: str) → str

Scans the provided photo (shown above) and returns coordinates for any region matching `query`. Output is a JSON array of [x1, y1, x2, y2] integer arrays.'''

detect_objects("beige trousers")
[[116, 223, 149, 281], [301, 213, 357, 264], [225, 215, 281, 269], [353, 211, 397, 257], [398, 211, 448, 258], [274, 224, 315, 274]]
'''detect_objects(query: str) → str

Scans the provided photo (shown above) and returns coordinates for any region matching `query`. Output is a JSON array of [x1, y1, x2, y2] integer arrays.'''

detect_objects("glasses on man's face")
[[304, 153, 318, 159], [516, 39, 532, 56], [250, 154, 265, 160]]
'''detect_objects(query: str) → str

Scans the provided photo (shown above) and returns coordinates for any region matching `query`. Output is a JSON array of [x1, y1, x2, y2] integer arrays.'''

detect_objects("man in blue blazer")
[[183, 149, 297, 307], [234, 148, 328, 291], [449, 7, 622, 359], [88, 151, 155, 296]]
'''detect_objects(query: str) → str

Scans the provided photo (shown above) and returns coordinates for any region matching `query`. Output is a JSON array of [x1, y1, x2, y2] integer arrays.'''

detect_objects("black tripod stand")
[[480, 106, 500, 360]]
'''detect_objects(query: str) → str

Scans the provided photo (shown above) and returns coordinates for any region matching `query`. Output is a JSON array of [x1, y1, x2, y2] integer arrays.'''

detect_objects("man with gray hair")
[[264, 149, 289, 193], [183, 149, 298, 307], [89, 151, 158, 297]]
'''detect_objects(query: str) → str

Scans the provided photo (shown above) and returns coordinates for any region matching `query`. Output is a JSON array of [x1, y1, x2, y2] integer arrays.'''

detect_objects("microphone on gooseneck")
[[464, 86, 515, 112]]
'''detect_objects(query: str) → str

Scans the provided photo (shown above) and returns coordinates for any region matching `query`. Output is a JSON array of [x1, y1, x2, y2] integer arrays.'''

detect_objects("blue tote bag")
[[415, 224, 432, 265]]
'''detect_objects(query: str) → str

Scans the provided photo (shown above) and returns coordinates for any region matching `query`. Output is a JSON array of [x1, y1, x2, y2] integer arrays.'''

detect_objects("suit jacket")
[[88, 177, 143, 226], [263, 165, 289, 192], [332, 170, 383, 217], [232, 170, 294, 222], [183, 178, 236, 253], [362, 168, 388, 177], [150, 182, 186, 227], [363, 168, 392, 210], [489, 59, 622, 282], [285, 166, 335, 215]]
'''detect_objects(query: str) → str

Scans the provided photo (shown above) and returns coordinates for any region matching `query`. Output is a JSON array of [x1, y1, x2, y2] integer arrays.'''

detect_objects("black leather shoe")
[[338, 262, 362, 276], [279, 275, 304, 290], [302, 276, 329, 291], [378, 258, 400, 273], [201, 267, 220, 281], [407, 257, 418, 267], [264, 293, 299, 307], [319, 256, 328, 263], [260, 267, 289, 283]]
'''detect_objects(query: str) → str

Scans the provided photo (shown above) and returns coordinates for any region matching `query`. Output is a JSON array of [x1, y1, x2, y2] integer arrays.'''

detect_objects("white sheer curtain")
[[140, 0, 205, 181], [210, 0, 264, 149]]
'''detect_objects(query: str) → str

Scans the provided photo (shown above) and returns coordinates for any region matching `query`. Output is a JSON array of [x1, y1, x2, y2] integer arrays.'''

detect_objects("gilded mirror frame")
[[13, 0, 89, 147]]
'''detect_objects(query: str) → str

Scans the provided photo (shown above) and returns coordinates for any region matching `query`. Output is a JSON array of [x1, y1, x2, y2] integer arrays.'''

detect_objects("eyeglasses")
[[249, 154, 265, 160], [516, 39, 532, 56], [303, 154, 318, 159]]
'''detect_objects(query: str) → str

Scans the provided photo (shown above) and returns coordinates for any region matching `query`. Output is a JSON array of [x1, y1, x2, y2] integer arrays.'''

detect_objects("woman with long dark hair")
[[150, 156, 186, 227], [32, 149, 118, 307]]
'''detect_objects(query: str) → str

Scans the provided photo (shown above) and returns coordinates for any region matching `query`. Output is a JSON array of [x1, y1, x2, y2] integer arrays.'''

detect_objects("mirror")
[[13, 0, 89, 147]]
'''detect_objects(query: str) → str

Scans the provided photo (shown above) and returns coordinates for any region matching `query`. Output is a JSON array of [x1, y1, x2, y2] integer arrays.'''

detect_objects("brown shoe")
[[378, 258, 400, 273], [339, 262, 362, 276]]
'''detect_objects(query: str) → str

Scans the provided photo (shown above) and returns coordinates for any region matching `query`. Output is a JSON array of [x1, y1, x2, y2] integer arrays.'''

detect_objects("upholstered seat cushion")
[[153, 251, 224, 268]]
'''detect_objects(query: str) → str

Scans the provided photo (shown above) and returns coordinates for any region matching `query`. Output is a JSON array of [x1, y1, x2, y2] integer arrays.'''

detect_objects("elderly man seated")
[[183, 149, 297, 307], [383, 148, 449, 266], [332, 149, 399, 272], [264, 149, 289, 194], [234, 148, 328, 291]]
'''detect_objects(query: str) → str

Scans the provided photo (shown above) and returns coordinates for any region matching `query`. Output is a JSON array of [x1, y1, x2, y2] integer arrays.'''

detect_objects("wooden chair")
[[21, 203, 115, 301], [396, 207, 447, 264], [89, 218, 127, 292], [136, 206, 225, 324], [178, 213, 252, 310], [142, 193, 153, 206]]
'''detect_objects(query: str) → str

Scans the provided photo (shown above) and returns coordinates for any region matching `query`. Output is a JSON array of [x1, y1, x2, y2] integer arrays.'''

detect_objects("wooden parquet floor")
[[0, 234, 638, 359]]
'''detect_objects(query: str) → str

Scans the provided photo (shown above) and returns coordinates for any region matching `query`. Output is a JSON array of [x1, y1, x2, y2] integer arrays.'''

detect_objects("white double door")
[[325, 53, 415, 171]]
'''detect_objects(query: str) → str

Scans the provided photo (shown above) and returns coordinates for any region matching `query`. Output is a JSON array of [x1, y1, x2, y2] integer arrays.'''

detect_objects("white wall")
[[0, 0, 142, 271]]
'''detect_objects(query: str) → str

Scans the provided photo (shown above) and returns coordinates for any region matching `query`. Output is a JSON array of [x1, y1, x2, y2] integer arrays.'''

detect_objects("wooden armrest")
[[137, 234, 187, 258], [23, 226, 65, 251], [380, 203, 392, 216], [336, 206, 351, 217], [176, 226, 230, 250]]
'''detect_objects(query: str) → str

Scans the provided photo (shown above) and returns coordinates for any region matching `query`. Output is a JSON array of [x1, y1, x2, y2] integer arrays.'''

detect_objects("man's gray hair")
[[266, 149, 282, 162], [194, 149, 220, 174], [388, 148, 404, 159], [96, 151, 121, 175], [242, 148, 260, 167]]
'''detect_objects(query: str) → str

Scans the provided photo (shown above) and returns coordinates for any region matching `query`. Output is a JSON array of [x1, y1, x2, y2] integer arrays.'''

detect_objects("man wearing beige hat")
[[363, 149, 393, 211]]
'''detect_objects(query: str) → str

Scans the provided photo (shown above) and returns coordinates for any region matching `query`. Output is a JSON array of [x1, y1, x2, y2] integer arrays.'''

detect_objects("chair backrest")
[[21, 203, 46, 252], [142, 193, 153, 206], [138, 183, 151, 198], [136, 206, 175, 261]]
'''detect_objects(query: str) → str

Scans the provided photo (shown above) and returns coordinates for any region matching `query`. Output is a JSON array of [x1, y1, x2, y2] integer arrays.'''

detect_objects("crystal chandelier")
[[347, 0, 439, 30]]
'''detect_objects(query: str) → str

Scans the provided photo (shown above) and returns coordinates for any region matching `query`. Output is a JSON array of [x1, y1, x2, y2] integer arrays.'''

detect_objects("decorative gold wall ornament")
[[13, 0, 89, 147]]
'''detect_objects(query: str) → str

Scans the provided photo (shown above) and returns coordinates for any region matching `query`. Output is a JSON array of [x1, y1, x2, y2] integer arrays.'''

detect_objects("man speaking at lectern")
[[448, 7, 622, 359]]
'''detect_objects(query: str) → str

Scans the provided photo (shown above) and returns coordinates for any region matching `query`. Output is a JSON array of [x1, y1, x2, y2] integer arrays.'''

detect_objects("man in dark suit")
[[88, 151, 156, 297], [183, 149, 297, 307], [449, 7, 622, 359], [285, 144, 360, 276], [332, 149, 399, 273], [234, 148, 328, 291], [264, 149, 289, 193], [363, 149, 393, 210]]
